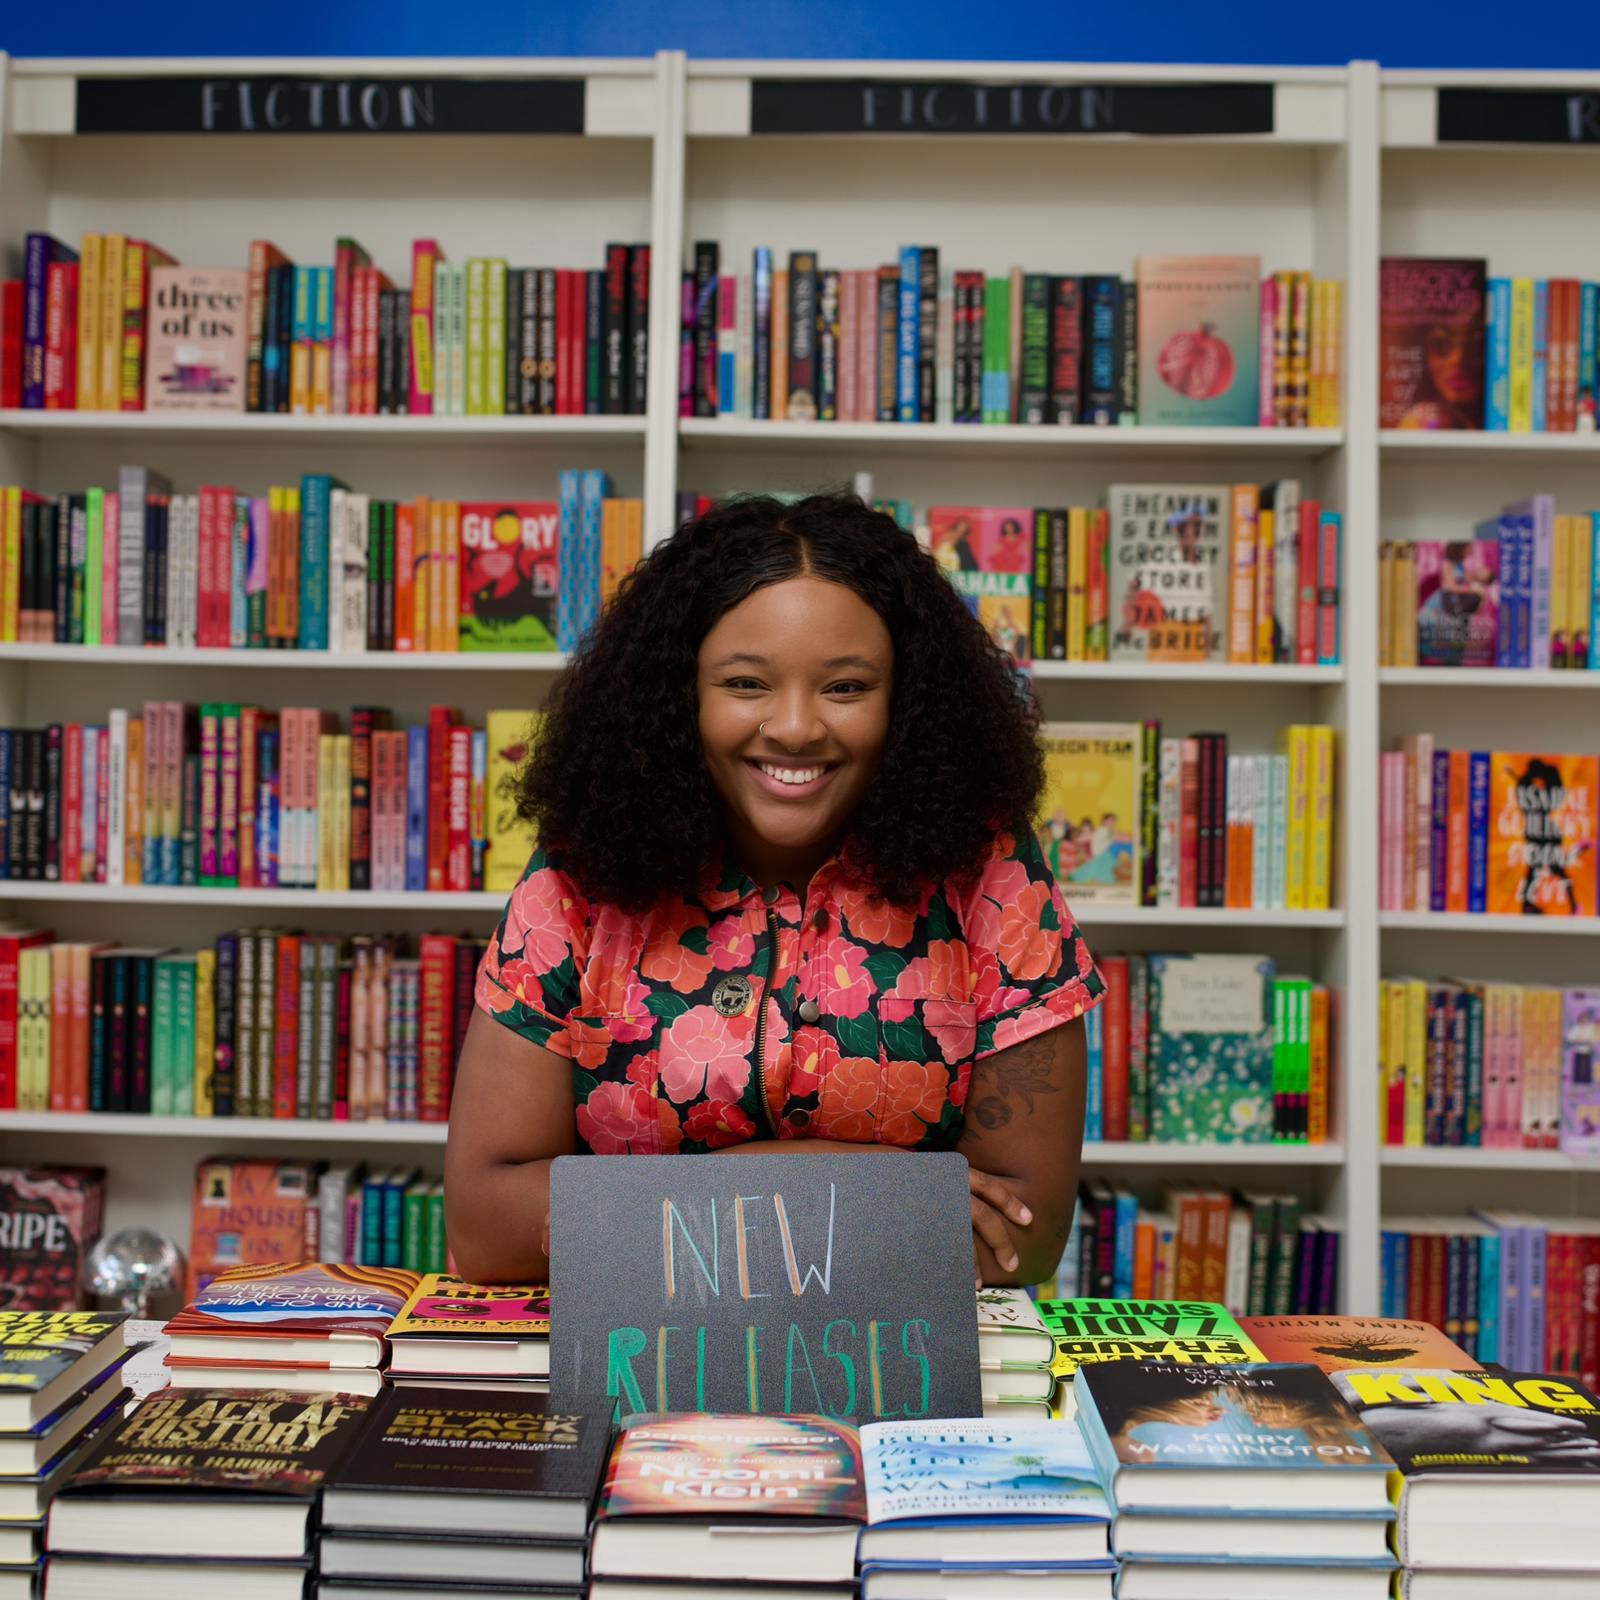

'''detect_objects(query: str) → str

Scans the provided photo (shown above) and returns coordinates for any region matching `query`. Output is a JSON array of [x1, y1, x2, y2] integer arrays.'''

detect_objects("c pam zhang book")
[[1238, 1315, 1478, 1374]]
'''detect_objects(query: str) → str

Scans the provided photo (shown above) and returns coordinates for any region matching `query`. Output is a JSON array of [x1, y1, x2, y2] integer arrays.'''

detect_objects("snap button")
[[762, 884, 781, 906], [787, 1108, 812, 1131], [797, 998, 821, 1024]]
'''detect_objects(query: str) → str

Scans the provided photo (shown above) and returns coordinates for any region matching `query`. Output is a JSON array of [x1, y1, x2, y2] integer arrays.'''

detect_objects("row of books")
[[926, 481, 1343, 668], [1084, 953, 1331, 1145], [1379, 1213, 1600, 1383], [686, 245, 1342, 429], [1378, 737, 1598, 916], [0, 467, 633, 656], [1379, 978, 1599, 1153], [1038, 723, 1338, 913], [1380, 258, 1600, 432], [1, 234, 652, 416], [0, 705, 539, 893], [0, 929, 489, 1124], [1379, 496, 1600, 670]]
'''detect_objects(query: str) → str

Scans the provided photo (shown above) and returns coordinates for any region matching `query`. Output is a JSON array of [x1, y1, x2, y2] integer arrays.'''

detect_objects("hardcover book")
[[1486, 753, 1598, 917], [0, 1166, 105, 1311], [1035, 1299, 1265, 1383], [0, 1311, 128, 1431], [1380, 258, 1487, 430], [1414, 540, 1499, 669], [1238, 1316, 1478, 1374], [387, 1273, 551, 1377], [1036, 723, 1140, 905], [458, 502, 559, 652], [143, 269, 248, 413], [1135, 256, 1261, 427], [186, 1158, 319, 1297], [975, 1286, 1055, 1367], [927, 506, 1033, 664], [1561, 989, 1600, 1155], [1105, 484, 1229, 662]]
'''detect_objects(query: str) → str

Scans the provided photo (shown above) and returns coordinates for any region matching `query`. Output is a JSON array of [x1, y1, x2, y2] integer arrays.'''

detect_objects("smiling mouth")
[[745, 758, 839, 795]]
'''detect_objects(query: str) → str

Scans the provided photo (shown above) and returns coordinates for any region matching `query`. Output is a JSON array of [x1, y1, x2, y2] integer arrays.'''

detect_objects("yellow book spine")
[[426, 500, 445, 651], [1308, 279, 1325, 428], [600, 498, 622, 609], [1065, 507, 1088, 661], [101, 235, 126, 411], [1227, 484, 1257, 663], [1307, 724, 1334, 910], [1404, 977, 1428, 1147], [1572, 512, 1594, 668], [125, 717, 144, 886], [622, 499, 643, 575], [334, 734, 352, 893], [1377, 542, 1393, 667], [443, 502, 461, 651], [316, 733, 337, 892], [1282, 724, 1310, 910], [2, 486, 20, 643], [1384, 978, 1408, 1142], [1551, 515, 1572, 663], [1397, 546, 1418, 667], [1254, 506, 1276, 664], [76, 234, 102, 410], [1509, 278, 1535, 432], [193, 947, 215, 1117], [1324, 280, 1342, 426], [1377, 979, 1390, 1133]]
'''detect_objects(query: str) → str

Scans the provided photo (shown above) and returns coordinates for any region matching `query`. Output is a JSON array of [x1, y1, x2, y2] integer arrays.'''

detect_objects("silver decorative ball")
[[81, 1229, 185, 1317]]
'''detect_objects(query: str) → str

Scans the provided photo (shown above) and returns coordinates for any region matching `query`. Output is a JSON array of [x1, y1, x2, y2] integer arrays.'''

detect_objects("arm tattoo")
[[968, 1028, 1060, 1131]]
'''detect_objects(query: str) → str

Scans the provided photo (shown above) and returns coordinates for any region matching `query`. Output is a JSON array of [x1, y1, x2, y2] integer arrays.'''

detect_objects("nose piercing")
[[760, 721, 768, 737]]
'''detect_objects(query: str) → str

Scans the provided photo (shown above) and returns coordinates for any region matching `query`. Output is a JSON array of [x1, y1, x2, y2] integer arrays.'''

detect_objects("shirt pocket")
[[565, 1012, 671, 1156]]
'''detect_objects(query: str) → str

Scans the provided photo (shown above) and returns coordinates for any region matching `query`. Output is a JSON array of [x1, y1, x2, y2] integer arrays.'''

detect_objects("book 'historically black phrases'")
[[321, 1384, 607, 1539], [0, 1312, 128, 1431], [1331, 1368, 1600, 1571], [47, 1387, 373, 1559], [1239, 1316, 1478, 1375], [386, 1273, 551, 1378], [1074, 1361, 1396, 1515]]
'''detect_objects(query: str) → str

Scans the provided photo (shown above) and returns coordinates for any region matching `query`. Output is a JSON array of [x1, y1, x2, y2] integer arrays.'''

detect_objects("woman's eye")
[[724, 677, 765, 691], [826, 680, 868, 695]]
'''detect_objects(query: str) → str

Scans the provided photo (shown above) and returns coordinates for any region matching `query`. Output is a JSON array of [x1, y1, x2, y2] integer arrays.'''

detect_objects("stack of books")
[[1334, 1366, 1600, 1600], [318, 1385, 605, 1599], [976, 1288, 1056, 1416], [858, 1417, 1115, 1600], [1076, 1361, 1399, 1599], [161, 1262, 421, 1395], [0, 1312, 129, 1599], [386, 1274, 551, 1390], [45, 1385, 373, 1600]]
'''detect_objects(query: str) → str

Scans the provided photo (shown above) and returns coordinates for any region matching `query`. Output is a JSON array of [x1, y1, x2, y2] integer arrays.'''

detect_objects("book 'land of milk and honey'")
[[1105, 483, 1229, 663], [1036, 722, 1140, 905], [1135, 255, 1261, 427], [1487, 752, 1598, 916]]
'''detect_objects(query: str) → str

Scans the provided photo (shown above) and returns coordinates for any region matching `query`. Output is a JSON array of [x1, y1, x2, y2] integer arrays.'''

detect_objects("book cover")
[[459, 502, 559, 652], [927, 506, 1033, 663], [1561, 989, 1600, 1155], [1380, 258, 1487, 430], [1486, 753, 1598, 916], [143, 269, 247, 412], [165, 1261, 420, 1347], [389, 1273, 550, 1340], [1105, 484, 1229, 662], [597, 1414, 866, 1520], [1036, 1298, 1265, 1381], [975, 1287, 1055, 1367], [186, 1158, 318, 1297], [1146, 954, 1275, 1142], [1238, 1316, 1478, 1373], [0, 1167, 106, 1311], [1135, 256, 1261, 427], [0, 1311, 126, 1394], [1331, 1368, 1600, 1476], [1036, 723, 1139, 905], [1415, 541, 1499, 668]]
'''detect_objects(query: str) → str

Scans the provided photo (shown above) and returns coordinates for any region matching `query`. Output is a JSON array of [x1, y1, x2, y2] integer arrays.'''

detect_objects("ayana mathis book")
[[1105, 483, 1228, 663], [1414, 540, 1500, 669], [458, 502, 559, 652], [927, 506, 1033, 665], [1331, 1369, 1600, 1476], [61, 1387, 373, 1497], [389, 1274, 550, 1339], [1238, 1316, 1478, 1374], [1379, 258, 1487, 431], [1486, 752, 1599, 917], [597, 1414, 866, 1521], [165, 1262, 422, 1345], [143, 268, 249, 413], [1079, 1360, 1393, 1472], [1036, 723, 1140, 905], [1145, 953, 1276, 1142], [1135, 255, 1261, 428], [1035, 1299, 1266, 1381], [0, 1166, 106, 1311]]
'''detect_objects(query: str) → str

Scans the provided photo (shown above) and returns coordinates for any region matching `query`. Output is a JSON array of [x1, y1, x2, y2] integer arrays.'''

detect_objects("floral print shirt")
[[474, 827, 1104, 1155]]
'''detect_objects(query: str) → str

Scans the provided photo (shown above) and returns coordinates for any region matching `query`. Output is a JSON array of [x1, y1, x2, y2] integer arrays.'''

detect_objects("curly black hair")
[[518, 491, 1044, 910]]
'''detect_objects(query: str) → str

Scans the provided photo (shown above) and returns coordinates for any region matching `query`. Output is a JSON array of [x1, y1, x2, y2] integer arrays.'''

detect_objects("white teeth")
[[758, 763, 824, 786]]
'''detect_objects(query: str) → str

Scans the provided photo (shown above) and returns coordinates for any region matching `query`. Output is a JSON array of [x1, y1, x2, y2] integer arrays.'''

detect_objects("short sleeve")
[[474, 845, 592, 1057], [955, 827, 1105, 1061]]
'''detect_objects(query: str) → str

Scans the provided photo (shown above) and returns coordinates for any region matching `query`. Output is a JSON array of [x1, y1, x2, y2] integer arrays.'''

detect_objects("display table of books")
[[3, 1286, 1600, 1600]]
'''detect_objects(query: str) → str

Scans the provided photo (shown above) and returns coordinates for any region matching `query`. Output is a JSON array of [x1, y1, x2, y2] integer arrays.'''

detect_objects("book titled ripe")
[[387, 1273, 550, 1378], [1135, 255, 1261, 427], [143, 268, 248, 412], [458, 501, 559, 652], [0, 1166, 106, 1311], [1036, 723, 1140, 905]]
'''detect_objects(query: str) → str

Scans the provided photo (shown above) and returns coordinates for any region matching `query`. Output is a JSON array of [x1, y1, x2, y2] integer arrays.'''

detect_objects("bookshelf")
[[0, 53, 1594, 1314]]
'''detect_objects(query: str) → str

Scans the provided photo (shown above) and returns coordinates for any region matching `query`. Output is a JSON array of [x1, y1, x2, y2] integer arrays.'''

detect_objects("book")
[[1036, 723, 1140, 905], [0, 1311, 128, 1431], [186, 1158, 319, 1297], [1486, 752, 1598, 916], [143, 269, 248, 413], [1136, 256, 1261, 427], [975, 1286, 1055, 1367], [1036, 1299, 1266, 1385], [0, 1166, 105, 1310], [1105, 484, 1228, 662], [1238, 1316, 1479, 1373], [1415, 540, 1500, 669], [386, 1274, 551, 1378], [927, 506, 1032, 663], [0, 1356, 127, 1478], [1380, 258, 1487, 430], [458, 502, 559, 652]]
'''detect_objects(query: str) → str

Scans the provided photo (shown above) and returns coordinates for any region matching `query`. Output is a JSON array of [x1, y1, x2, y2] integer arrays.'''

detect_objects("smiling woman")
[[445, 492, 1104, 1289]]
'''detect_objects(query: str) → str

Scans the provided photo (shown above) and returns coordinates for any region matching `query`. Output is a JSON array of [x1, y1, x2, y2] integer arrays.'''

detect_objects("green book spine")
[[1268, 1192, 1301, 1316], [465, 258, 487, 416], [403, 1183, 426, 1272], [425, 1186, 447, 1273], [1271, 980, 1289, 1142], [1295, 978, 1313, 1145], [173, 957, 196, 1117], [1126, 953, 1149, 1142], [485, 260, 507, 416], [1243, 1191, 1275, 1316], [1031, 509, 1050, 661], [150, 957, 176, 1116], [981, 280, 1001, 424], [84, 488, 103, 646]]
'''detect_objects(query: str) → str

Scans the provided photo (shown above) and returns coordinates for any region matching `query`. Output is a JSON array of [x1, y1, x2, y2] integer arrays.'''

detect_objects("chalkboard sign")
[[749, 79, 1273, 138], [1437, 88, 1600, 145], [549, 1153, 983, 1421], [74, 75, 585, 135]]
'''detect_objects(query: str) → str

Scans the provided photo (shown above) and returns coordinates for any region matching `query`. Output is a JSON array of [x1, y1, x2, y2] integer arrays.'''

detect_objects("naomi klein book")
[[143, 268, 248, 412], [1239, 1315, 1478, 1374], [1380, 257, 1487, 430], [1487, 752, 1598, 916], [1037, 723, 1140, 905], [1136, 255, 1261, 427]]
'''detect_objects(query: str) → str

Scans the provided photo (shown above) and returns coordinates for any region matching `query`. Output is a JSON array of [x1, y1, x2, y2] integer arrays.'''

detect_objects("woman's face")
[[696, 575, 893, 874], [1425, 325, 1479, 405]]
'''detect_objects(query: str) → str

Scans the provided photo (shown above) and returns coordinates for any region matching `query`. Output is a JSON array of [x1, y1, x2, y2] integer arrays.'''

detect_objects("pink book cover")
[[858, 268, 878, 426], [1259, 276, 1277, 426], [408, 241, 441, 415], [162, 701, 184, 867], [1379, 751, 1401, 910], [94, 727, 110, 883], [447, 725, 472, 892], [333, 238, 370, 416], [198, 704, 219, 880], [349, 265, 368, 414], [839, 269, 859, 422], [199, 487, 220, 648], [144, 268, 247, 412], [371, 730, 391, 892], [142, 698, 163, 872], [61, 724, 82, 884], [219, 706, 240, 882], [278, 708, 300, 888], [99, 492, 119, 651], [1415, 539, 1499, 668], [1505, 994, 1527, 1147]]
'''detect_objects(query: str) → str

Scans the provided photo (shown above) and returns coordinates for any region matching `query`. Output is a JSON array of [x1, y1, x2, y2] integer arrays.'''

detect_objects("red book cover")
[[0, 1165, 106, 1309], [0, 280, 23, 409], [446, 724, 471, 892], [349, 707, 374, 891], [1099, 955, 1130, 1142], [1296, 498, 1320, 667], [1379, 257, 1486, 430], [196, 486, 216, 647], [94, 727, 111, 884], [1178, 736, 1200, 908], [1200, 1187, 1230, 1304], [554, 269, 573, 416], [348, 266, 370, 414], [418, 934, 457, 1122], [67, 944, 98, 1113], [1425, 1231, 1447, 1332], [1444, 749, 1469, 913], [0, 930, 51, 1110], [426, 707, 456, 892], [186, 1158, 315, 1297], [274, 933, 302, 1119], [49, 948, 70, 1111], [1579, 1236, 1600, 1392], [198, 704, 219, 881], [43, 261, 78, 409], [61, 724, 83, 884], [333, 237, 370, 416]]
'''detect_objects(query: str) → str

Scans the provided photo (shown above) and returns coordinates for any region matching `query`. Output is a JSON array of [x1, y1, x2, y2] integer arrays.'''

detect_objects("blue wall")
[[5, 1, 1600, 69]]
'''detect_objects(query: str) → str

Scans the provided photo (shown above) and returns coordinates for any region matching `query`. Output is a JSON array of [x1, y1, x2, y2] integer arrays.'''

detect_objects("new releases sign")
[[1437, 88, 1600, 145], [749, 79, 1273, 138], [549, 1153, 982, 1421], [74, 75, 585, 135]]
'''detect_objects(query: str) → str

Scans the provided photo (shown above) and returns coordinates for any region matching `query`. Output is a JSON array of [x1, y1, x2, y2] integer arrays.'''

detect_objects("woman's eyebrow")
[[822, 655, 882, 671], [706, 651, 769, 670]]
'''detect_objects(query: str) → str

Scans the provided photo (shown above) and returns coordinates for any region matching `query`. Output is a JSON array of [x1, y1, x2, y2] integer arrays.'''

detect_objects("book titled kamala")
[[144, 267, 248, 412]]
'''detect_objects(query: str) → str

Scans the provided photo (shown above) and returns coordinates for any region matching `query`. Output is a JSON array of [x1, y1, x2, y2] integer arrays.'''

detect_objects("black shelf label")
[[74, 75, 586, 135], [750, 79, 1274, 137], [1437, 87, 1600, 145]]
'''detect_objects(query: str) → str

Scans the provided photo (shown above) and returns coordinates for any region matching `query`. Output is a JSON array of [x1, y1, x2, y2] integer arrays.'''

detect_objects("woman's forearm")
[[444, 1156, 555, 1284]]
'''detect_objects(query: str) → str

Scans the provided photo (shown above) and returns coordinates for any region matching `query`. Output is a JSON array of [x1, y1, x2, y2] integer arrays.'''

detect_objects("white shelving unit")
[[1, 52, 1595, 1303]]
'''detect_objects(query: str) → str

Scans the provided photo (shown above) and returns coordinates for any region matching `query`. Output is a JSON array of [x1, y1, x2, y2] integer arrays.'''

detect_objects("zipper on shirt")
[[753, 908, 780, 1138]]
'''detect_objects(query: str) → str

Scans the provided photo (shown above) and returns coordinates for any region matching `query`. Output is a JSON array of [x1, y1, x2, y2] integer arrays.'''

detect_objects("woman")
[[446, 493, 1104, 1287]]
